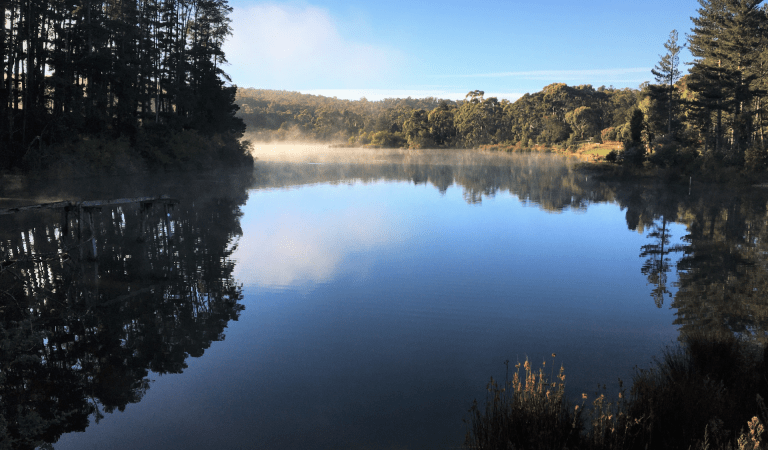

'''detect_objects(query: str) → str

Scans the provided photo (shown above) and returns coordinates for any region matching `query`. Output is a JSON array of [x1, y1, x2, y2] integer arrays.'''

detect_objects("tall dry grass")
[[464, 357, 578, 450], [465, 334, 768, 450]]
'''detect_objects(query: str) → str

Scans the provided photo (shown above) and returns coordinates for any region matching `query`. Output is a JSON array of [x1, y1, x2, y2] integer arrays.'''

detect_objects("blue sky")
[[222, 0, 701, 101]]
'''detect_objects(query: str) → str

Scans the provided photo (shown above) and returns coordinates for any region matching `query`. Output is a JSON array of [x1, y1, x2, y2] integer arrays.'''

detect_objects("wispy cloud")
[[303, 89, 524, 102], [223, 3, 402, 89], [441, 68, 651, 81], [233, 202, 401, 289]]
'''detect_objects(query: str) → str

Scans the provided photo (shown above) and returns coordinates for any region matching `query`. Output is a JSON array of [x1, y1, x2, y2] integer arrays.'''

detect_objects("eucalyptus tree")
[[427, 100, 457, 146], [403, 109, 434, 148], [455, 91, 504, 147], [564, 106, 598, 140]]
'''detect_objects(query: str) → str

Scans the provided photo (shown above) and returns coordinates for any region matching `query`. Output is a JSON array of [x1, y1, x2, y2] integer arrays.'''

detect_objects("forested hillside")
[[0, 0, 252, 171], [236, 85, 638, 150]]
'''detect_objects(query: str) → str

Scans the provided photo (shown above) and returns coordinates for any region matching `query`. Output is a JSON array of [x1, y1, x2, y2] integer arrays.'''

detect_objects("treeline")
[[236, 88, 451, 147], [236, 86, 638, 150], [0, 0, 251, 171]]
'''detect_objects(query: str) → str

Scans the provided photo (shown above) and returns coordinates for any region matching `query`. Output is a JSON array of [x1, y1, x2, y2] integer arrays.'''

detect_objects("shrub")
[[370, 130, 406, 148], [622, 143, 645, 167], [602, 127, 618, 142], [745, 144, 768, 172], [467, 335, 768, 450]]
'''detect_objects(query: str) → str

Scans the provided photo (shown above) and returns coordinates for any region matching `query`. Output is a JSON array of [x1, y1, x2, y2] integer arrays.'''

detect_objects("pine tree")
[[0, 0, 247, 169], [651, 30, 684, 135], [688, 0, 766, 162]]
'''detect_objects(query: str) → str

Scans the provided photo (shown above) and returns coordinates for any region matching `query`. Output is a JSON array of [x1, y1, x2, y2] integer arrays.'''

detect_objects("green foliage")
[[685, 0, 766, 162], [455, 94, 506, 147], [403, 109, 437, 148], [369, 131, 406, 148], [540, 117, 572, 144], [628, 109, 644, 144], [428, 101, 458, 146], [237, 86, 640, 151], [605, 149, 619, 164], [602, 127, 618, 142], [565, 106, 599, 140]]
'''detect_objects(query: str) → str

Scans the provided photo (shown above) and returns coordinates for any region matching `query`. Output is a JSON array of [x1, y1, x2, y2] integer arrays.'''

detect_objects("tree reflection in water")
[[252, 155, 768, 344], [607, 179, 768, 343], [0, 175, 249, 450], [3, 153, 768, 448]]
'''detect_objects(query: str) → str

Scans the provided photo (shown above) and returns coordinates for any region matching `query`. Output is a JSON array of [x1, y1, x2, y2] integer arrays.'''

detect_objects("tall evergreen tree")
[[0, 0, 247, 169], [688, 0, 766, 161], [651, 30, 684, 135]]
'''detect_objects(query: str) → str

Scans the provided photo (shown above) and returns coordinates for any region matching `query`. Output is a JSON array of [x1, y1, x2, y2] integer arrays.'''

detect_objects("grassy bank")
[[478, 141, 623, 161], [466, 333, 768, 450]]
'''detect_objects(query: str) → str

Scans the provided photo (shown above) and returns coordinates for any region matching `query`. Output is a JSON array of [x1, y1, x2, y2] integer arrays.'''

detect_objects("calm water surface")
[[2, 150, 766, 450]]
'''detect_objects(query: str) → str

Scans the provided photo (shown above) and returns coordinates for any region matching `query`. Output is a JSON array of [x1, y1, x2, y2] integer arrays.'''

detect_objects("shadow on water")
[[0, 170, 252, 449]]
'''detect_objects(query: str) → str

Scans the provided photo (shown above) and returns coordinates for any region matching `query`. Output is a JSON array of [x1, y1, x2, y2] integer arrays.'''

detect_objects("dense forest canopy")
[[0, 0, 251, 171], [236, 85, 638, 150]]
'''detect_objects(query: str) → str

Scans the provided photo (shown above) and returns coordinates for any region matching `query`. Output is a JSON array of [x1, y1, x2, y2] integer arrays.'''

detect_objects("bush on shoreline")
[[466, 334, 768, 450]]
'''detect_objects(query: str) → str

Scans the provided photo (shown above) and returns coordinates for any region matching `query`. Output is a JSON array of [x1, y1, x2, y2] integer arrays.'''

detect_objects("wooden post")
[[87, 209, 97, 260]]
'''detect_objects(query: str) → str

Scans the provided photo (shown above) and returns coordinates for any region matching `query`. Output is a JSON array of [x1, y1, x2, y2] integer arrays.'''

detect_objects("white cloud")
[[440, 67, 651, 83], [232, 203, 402, 289], [223, 3, 402, 89], [302, 89, 524, 102]]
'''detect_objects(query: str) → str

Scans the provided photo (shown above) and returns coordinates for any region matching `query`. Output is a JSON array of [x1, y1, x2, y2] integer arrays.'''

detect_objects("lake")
[[2, 148, 766, 450]]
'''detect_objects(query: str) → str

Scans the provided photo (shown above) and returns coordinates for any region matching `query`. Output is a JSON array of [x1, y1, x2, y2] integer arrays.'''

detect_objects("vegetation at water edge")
[[466, 333, 768, 450]]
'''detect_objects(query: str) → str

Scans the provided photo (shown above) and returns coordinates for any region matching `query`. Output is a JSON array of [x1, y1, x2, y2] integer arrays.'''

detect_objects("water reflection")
[[252, 152, 608, 212], [665, 188, 768, 344], [3, 152, 768, 449], [0, 173, 250, 449], [639, 216, 685, 307], [252, 151, 768, 344], [600, 180, 768, 343]]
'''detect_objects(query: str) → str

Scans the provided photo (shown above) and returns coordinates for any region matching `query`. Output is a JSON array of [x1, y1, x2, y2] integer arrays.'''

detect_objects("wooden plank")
[[0, 195, 178, 215], [0, 200, 74, 215], [79, 195, 178, 208]]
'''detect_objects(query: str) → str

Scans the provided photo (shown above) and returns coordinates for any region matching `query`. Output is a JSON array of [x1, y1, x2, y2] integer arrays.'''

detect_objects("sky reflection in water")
[[42, 153, 689, 450]]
